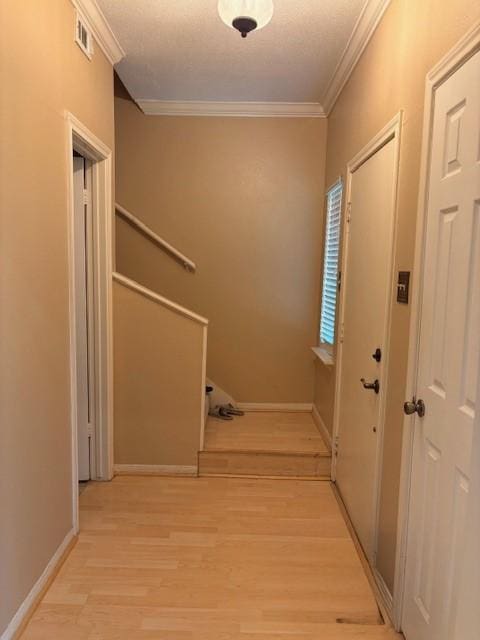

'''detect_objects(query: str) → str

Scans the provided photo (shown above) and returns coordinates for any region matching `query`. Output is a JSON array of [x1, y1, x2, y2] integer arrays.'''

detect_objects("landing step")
[[198, 449, 331, 478]]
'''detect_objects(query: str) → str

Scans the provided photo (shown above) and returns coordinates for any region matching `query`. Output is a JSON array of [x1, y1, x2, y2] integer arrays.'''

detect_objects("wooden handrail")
[[115, 203, 196, 272], [112, 272, 208, 326]]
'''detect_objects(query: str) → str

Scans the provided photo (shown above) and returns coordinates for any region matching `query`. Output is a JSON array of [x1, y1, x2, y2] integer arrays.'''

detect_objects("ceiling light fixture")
[[218, 0, 274, 38]]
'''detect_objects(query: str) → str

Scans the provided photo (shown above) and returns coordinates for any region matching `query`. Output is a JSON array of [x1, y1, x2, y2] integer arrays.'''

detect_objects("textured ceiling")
[[97, 0, 367, 104]]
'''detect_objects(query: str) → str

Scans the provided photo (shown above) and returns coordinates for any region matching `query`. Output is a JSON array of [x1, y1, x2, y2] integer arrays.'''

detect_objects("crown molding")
[[71, 0, 125, 65], [137, 100, 326, 118], [321, 0, 391, 115]]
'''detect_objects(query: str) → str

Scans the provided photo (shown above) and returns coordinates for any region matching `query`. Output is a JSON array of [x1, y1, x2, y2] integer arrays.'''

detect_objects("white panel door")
[[73, 156, 95, 482], [336, 137, 397, 563], [402, 49, 480, 640]]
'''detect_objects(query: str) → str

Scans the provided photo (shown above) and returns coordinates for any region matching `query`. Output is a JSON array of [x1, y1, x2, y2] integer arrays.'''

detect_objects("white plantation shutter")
[[320, 180, 343, 345]]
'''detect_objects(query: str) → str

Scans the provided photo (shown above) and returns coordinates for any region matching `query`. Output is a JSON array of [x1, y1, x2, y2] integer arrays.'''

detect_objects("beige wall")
[[0, 0, 114, 633], [313, 360, 335, 437], [114, 88, 327, 403], [314, 0, 480, 593], [113, 281, 205, 467]]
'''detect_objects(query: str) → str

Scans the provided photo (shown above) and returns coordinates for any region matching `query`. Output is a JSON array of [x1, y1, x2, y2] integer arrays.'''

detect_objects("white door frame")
[[331, 112, 402, 600], [73, 154, 95, 481], [392, 22, 480, 631], [66, 112, 114, 533]]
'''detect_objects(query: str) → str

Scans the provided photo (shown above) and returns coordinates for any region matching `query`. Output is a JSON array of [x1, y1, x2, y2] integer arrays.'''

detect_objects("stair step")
[[198, 449, 331, 478]]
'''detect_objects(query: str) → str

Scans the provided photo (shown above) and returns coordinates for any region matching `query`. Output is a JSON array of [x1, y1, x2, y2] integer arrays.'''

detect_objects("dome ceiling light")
[[218, 0, 274, 38]]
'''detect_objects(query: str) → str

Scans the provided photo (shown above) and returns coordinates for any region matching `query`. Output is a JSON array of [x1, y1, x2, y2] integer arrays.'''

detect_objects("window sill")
[[311, 346, 334, 367]]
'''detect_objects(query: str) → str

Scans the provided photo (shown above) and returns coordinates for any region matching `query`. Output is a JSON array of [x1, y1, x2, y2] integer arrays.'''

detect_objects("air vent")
[[75, 11, 93, 59]]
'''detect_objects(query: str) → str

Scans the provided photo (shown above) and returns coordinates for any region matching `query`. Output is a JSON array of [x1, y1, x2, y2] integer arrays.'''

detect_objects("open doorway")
[[73, 152, 95, 487], [66, 113, 114, 532]]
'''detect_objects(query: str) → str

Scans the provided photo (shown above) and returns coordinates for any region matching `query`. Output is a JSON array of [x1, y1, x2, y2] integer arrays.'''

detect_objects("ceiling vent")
[[75, 11, 93, 59]]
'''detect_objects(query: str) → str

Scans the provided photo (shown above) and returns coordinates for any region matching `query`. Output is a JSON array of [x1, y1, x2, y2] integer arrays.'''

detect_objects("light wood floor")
[[204, 411, 329, 454], [21, 476, 401, 639]]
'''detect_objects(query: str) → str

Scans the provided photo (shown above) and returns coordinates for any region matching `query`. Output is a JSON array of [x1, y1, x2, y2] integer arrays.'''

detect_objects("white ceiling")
[[97, 0, 368, 108]]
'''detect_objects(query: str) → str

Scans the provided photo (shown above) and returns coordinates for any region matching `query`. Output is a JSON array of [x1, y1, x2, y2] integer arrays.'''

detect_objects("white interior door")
[[402, 49, 480, 640], [335, 136, 397, 563], [73, 155, 95, 482]]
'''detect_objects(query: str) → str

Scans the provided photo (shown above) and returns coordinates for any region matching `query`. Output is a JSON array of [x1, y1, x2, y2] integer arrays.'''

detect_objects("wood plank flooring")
[[20, 476, 402, 639], [204, 411, 329, 454], [200, 411, 332, 478], [198, 449, 331, 478]]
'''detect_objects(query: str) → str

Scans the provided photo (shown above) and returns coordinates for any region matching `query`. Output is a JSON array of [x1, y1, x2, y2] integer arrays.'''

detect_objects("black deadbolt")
[[372, 348, 382, 362]]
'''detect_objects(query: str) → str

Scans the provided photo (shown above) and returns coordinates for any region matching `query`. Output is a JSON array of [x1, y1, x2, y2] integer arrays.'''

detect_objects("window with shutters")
[[319, 180, 343, 346]]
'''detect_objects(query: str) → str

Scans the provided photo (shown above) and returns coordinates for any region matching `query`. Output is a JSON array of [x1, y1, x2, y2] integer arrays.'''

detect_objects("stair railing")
[[115, 203, 196, 272]]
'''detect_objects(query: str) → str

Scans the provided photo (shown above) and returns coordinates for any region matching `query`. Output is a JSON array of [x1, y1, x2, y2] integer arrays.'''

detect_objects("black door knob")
[[360, 378, 380, 394]]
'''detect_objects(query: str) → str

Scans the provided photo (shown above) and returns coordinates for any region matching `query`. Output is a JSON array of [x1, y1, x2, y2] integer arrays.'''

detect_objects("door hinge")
[[346, 202, 352, 223], [333, 435, 339, 457], [87, 423, 94, 437], [339, 322, 345, 343], [83, 189, 89, 205]]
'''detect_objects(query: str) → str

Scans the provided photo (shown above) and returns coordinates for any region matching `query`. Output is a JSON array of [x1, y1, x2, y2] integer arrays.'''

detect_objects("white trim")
[[331, 112, 402, 573], [137, 100, 325, 118], [70, 0, 125, 65], [199, 326, 208, 451], [114, 464, 198, 476], [112, 272, 209, 326], [345, 113, 401, 173], [426, 21, 480, 82], [373, 567, 394, 620], [393, 22, 480, 631], [66, 112, 115, 534], [74, 10, 94, 60], [332, 112, 402, 482], [331, 484, 394, 626], [236, 403, 313, 412], [311, 345, 334, 367], [115, 203, 196, 272], [0, 529, 75, 640], [322, 0, 391, 115], [312, 404, 333, 452]]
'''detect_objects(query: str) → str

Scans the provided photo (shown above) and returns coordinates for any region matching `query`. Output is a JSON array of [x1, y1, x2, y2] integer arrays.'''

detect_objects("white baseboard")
[[1, 529, 75, 640], [331, 484, 394, 628], [373, 566, 394, 622], [312, 404, 333, 450], [237, 403, 313, 413], [114, 464, 198, 476]]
